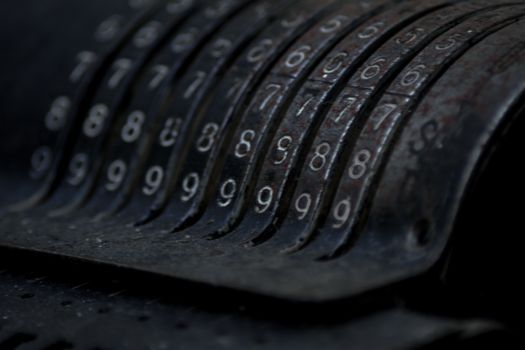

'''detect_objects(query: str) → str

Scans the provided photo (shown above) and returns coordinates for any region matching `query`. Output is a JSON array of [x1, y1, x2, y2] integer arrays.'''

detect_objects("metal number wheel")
[[0, 0, 524, 348]]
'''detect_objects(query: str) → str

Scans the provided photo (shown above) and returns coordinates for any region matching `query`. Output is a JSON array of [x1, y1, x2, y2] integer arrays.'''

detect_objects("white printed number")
[[246, 39, 273, 63], [259, 83, 281, 111], [181, 173, 199, 202], [184, 71, 206, 99], [273, 136, 293, 165], [70, 51, 97, 83], [295, 193, 312, 220], [142, 166, 164, 196], [67, 153, 89, 186], [395, 27, 424, 45], [333, 96, 357, 123], [171, 31, 196, 53], [83, 104, 109, 138], [348, 150, 372, 180], [30, 146, 53, 179], [323, 52, 348, 76], [358, 22, 384, 39], [105, 160, 127, 192], [148, 65, 169, 90], [45, 96, 71, 131], [281, 13, 304, 28], [435, 33, 462, 51], [400, 64, 426, 87], [108, 58, 132, 89], [285, 45, 312, 68], [121, 110, 145, 143], [133, 21, 160, 48], [95, 15, 122, 42], [210, 38, 232, 58], [309, 142, 331, 172], [332, 197, 352, 229], [159, 117, 182, 147], [320, 15, 348, 34], [196, 123, 219, 153], [218, 179, 237, 207], [360, 57, 386, 80], [372, 103, 397, 131], [255, 186, 274, 214]]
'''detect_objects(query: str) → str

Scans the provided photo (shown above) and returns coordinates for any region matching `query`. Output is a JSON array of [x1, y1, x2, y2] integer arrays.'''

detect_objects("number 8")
[[83, 104, 109, 138], [159, 117, 182, 147], [235, 129, 255, 158], [121, 110, 145, 143], [309, 142, 331, 172], [348, 150, 372, 180], [196, 123, 219, 153], [45, 96, 71, 131]]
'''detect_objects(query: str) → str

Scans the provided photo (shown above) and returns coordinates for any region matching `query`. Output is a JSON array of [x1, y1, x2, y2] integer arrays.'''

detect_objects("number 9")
[[295, 193, 312, 220], [332, 197, 352, 229], [181, 173, 199, 202], [105, 159, 127, 192], [143, 166, 164, 196], [218, 179, 237, 207], [255, 186, 274, 214], [67, 153, 89, 186]]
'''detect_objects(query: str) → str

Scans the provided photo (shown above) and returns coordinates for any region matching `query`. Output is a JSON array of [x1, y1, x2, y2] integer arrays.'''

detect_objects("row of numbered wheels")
[[9, 0, 525, 260]]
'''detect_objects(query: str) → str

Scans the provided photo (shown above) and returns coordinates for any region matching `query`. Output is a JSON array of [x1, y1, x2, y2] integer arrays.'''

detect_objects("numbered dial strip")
[[1, 0, 525, 302], [136, 0, 341, 230], [82, 0, 264, 220], [143, 0, 339, 236], [305, 4, 525, 259], [14, 1, 158, 211], [47, 0, 248, 216], [111, 0, 261, 222], [205, 0, 402, 243], [90, 0, 275, 224], [204, 0, 445, 244], [125, 0, 280, 225], [259, 0, 509, 253], [156, 0, 393, 238], [151, 0, 379, 233], [79, 0, 201, 219], [224, 0, 462, 247]]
